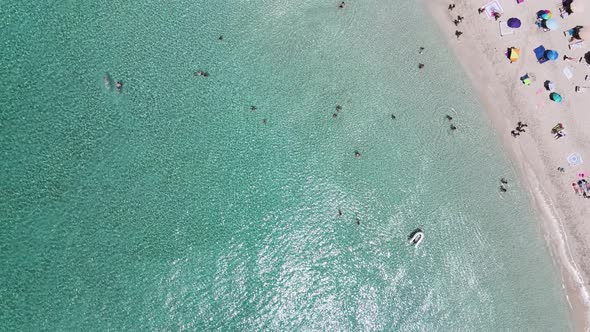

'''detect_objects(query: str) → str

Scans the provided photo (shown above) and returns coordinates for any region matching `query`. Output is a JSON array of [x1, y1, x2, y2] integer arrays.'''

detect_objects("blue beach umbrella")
[[550, 92, 562, 102], [507, 18, 522, 28], [543, 18, 559, 30], [545, 49, 559, 60]]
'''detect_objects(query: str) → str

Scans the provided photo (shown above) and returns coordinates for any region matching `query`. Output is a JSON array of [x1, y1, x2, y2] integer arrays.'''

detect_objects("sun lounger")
[[484, 0, 504, 19], [534, 45, 548, 63], [569, 40, 584, 49], [560, 6, 570, 18], [563, 66, 573, 80]]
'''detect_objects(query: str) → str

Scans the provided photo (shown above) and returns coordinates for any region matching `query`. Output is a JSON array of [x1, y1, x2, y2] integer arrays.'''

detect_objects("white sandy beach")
[[425, 0, 590, 329]]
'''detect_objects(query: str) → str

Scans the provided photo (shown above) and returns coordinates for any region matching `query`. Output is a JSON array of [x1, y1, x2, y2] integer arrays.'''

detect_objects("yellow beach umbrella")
[[509, 47, 520, 62]]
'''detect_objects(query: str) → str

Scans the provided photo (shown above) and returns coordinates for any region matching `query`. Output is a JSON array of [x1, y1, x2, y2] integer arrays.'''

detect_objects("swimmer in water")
[[445, 115, 453, 121], [262, 119, 267, 125], [103, 74, 111, 89], [418, 63, 425, 69], [116, 81, 123, 94], [450, 124, 457, 130], [250, 106, 257, 111], [333, 113, 338, 118], [336, 105, 342, 112], [354, 151, 361, 158], [391, 114, 396, 120], [339, 2, 346, 8], [338, 209, 342, 218]]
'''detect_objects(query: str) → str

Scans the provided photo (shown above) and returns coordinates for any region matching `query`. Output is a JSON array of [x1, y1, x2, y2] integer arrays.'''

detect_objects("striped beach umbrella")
[[537, 9, 552, 20], [509, 47, 520, 62]]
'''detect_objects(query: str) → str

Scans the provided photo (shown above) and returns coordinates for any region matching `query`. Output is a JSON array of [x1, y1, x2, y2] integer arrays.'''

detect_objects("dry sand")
[[423, 0, 590, 329]]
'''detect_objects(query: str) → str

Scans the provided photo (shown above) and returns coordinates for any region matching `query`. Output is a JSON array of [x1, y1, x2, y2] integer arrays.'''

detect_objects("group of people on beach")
[[510, 122, 528, 137], [447, 4, 464, 39]]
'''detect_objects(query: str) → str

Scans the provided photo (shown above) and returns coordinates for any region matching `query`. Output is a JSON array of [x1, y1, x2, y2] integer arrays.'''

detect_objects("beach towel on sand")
[[568, 153, 583, 166], [499, 21, 515, 36], [484, 0, 504, 19], [563, 66, 573, 80]]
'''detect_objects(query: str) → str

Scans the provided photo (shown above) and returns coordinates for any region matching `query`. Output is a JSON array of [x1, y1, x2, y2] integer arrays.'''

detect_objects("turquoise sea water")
[[0, 0, 572, 330]]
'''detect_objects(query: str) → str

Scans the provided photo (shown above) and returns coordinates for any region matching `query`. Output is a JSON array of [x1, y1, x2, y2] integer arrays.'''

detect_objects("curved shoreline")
[[422, 0, 590, 329]]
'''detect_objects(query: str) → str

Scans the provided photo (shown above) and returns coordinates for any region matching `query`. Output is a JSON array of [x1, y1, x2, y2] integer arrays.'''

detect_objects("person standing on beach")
[[455, 30, 463, 39]]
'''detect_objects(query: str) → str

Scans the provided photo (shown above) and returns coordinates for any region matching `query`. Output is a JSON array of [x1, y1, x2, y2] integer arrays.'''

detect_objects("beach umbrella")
[[543, 18, 559, 30], [545, 49, 559, 60], [537, 9, 552, 20], [550, 92, 562, 102], [507, 18, 522, 28], [509, 47, 520, 62]]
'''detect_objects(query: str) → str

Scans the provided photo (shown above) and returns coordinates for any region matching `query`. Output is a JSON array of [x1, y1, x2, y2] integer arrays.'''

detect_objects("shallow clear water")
[[0, 0, 571, 330]]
